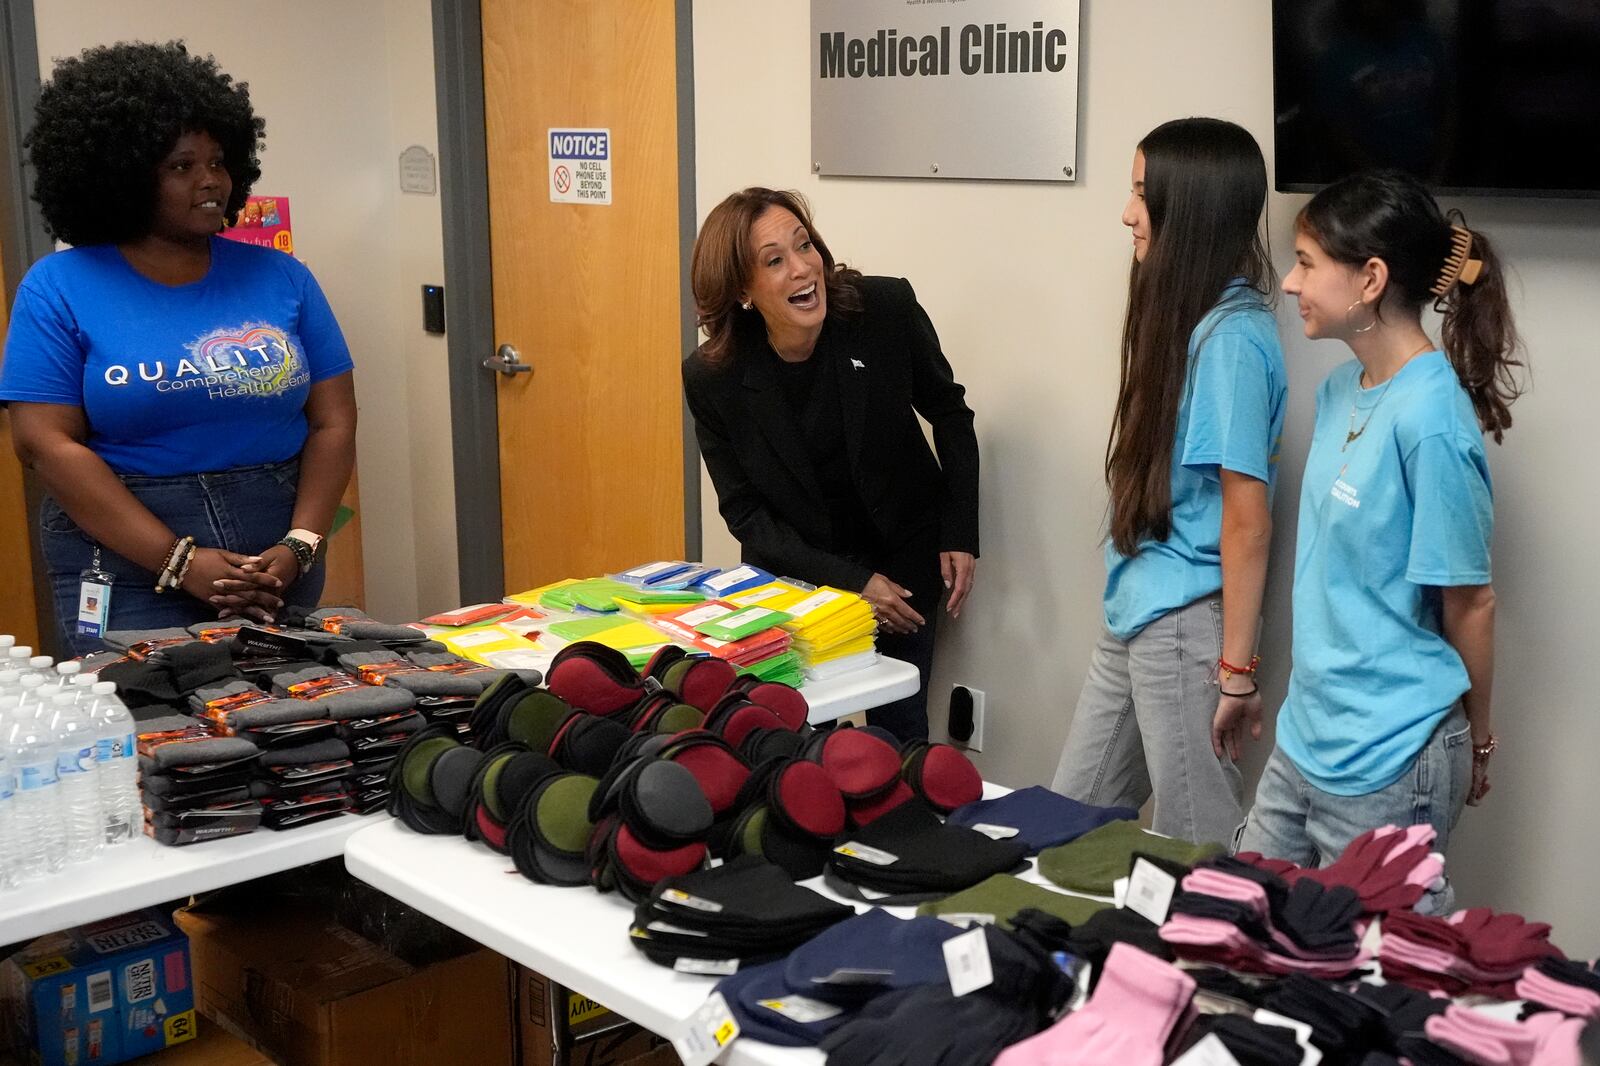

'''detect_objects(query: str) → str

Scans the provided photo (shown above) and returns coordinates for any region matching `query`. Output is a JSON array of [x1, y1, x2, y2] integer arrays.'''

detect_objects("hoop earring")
[[1345, 299, 1378, 334]]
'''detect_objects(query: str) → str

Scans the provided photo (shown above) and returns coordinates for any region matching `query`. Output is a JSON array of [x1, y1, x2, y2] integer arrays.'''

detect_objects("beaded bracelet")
[[153, 535, 196, 594]]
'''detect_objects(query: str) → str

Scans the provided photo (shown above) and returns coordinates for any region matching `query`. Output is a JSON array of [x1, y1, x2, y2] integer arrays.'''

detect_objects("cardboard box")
[[0, 909, 197, 1066], [512, 965, 678, 1066], [137, 1020, 273, 1065], [174, 904, 511, 1066]]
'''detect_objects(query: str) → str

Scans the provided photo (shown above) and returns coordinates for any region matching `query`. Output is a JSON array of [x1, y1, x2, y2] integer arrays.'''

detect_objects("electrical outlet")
[[960, 686, 985, 752]]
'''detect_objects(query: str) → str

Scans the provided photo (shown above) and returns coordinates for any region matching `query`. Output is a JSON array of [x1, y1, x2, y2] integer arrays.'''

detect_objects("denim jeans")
[[1051, 596, 1244, 847], [1237, 705, 1471, 914], [39, 459, 324, 656]]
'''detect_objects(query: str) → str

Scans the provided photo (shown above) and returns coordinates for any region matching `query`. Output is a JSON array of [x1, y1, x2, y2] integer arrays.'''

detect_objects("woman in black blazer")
[[682, 187, 979, 740]]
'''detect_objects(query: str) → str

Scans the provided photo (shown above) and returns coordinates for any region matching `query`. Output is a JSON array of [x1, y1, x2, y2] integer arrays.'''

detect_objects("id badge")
[[77, 550, 114, 638]]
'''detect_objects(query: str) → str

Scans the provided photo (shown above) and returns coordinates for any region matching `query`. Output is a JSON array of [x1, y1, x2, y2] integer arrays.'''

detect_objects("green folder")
[[736, 650, 805, 687], [694, 605, 792, 642]]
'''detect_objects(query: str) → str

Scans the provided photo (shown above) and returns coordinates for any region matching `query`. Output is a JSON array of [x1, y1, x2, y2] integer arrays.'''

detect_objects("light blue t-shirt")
[[0, 237, 353, 476], [1102, 284, 1288, 640], [1277, 352, 1492, 796]]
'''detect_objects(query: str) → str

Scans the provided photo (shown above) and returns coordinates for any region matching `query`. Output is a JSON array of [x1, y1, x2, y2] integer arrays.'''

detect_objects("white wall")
[[33, 0, 458, 621], [694, 0, 1600, 950]]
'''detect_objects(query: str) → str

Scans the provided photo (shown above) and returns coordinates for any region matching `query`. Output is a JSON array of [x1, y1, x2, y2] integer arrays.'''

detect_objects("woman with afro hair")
[[1, 41, 356, 653]]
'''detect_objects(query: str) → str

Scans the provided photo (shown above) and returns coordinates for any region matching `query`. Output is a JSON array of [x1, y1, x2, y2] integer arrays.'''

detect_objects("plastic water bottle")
[[0, 747, 18, 890], [51, 692, 103, 863], [7, 705, 66, 879], [54, 661, 81, 689], [13, 674, 46, 714], [89, 683, 139, 846], [27, 655, 54, 680], [6, 644, 31, 664]]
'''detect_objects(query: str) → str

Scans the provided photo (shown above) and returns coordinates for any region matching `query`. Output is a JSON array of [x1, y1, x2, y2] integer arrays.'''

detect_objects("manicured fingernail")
[[209, 596, 223, 604]]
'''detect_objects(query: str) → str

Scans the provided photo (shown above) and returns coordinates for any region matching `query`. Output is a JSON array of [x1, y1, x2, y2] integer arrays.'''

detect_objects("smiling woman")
[[0, 41, 358, 653], [682, 188, 980, 741]]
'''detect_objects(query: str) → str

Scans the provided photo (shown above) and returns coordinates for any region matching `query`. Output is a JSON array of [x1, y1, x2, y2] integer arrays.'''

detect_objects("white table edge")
[[0, 814, 366, 947]]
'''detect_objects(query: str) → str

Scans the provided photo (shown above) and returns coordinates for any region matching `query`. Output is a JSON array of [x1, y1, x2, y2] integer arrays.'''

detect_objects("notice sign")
[[549, 128, 612, 205], [811, 0, 1081, 182]]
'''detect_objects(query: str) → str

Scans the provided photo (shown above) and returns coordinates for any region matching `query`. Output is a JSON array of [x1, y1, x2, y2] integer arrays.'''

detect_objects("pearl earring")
[[740, 299, 752, 310]]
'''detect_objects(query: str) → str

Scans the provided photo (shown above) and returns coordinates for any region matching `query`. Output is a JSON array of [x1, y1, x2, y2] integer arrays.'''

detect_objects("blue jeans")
[[1236, 705, 1471, 914], [39, 459, 324, 656], [1052, 596, 1243, 847]]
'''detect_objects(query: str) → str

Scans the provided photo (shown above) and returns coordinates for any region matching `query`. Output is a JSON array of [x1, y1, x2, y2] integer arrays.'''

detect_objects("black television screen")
[[1273, 0, 1600, 197]]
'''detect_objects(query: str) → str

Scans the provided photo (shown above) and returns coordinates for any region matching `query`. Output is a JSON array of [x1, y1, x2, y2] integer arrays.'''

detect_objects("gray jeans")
[[1051, 596, 1243, 846], [1237, 705, 1470, 914]]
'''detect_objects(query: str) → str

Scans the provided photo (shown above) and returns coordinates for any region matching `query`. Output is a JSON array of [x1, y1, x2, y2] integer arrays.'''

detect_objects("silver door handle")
[[484, 343, 532, 375]]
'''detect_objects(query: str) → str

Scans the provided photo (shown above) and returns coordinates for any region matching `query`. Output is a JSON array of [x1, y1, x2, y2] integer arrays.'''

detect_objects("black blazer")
[[682, 275, 979, 592]]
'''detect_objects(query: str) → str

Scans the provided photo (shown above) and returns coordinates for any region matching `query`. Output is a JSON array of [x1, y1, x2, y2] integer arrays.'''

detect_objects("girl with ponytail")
[[1239, 169, 1525, 911], [1052, 118, 1287, 847]]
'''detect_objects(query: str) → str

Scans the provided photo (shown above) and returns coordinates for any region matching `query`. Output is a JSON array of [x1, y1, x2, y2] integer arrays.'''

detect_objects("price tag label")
[[757, 996, 843, 1023], [674, 957, 740, 976], [661, 889, 724, 913], [969, 823, 1020, 840], [673, 991, 740, 1066], [942, 927, 994, 997], [936, 913, 997, 928], [1125, 857, 1178, 925], [1173, 1034, 1244, 1066], [1254, 1009, 1323, 1066], [705, 566, 757, 590], [833, 842, 898, 866]]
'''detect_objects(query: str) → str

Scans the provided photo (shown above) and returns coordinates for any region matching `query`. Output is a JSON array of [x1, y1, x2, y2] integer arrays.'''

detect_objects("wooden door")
[[480, 0, 685, 594], [0, 231, 41, 646]]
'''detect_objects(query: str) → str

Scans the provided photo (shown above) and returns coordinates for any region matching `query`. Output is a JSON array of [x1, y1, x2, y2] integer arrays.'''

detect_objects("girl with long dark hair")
[[1239, 170, 1523, 911], [1052, 118, 1287, 846]]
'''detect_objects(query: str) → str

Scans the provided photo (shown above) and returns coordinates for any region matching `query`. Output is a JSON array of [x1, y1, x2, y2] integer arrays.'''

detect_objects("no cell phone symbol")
[[553, 165, 572, 194]]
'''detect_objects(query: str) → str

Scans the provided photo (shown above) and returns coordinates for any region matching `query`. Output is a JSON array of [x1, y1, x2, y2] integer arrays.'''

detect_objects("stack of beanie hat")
[[1159, 855, 1372, 979], [1236, 824, 1447, 915], [916, 873, 1109, 930], [712, 909, 967, 1048], [627, 855, 852, 972], [1379, 907, 1565, 998], [136, 712, 264, 845], [1037, 819, 1224, 897], [824, 797, 1029, 904], [946, 785, 1138, 854], [815, 911, 1078, 1066]]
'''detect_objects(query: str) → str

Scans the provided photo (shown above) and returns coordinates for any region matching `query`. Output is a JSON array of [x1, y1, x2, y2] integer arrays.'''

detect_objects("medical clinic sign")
[[810, 0, 1081, 182]]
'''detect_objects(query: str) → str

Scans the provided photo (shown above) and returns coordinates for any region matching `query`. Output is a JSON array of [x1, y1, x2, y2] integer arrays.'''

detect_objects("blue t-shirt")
[[0, 237, 353, 476], [1277, 352, 1492, 796], [1102, 284, 1288, 640]]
